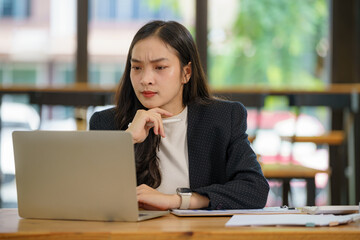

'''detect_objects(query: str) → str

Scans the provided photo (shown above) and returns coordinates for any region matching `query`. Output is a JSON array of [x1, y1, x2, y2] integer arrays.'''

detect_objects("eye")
[[131, 66, 141, 70], [155, 66, 167, 70]]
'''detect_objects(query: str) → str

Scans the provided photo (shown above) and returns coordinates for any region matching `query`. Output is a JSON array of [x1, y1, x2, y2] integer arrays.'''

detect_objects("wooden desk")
[[0, 209, 360, 240], [0, 84, 116, 106], [0, 84, 116, 131], [1, 83, 359, 107]]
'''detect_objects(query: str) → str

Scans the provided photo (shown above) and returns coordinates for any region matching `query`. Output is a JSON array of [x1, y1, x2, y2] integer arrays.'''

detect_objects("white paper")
[[225, 213, 360, 227]]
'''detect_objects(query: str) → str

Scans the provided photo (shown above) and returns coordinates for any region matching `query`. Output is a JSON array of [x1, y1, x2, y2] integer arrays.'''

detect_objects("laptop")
[[12, 130, 168, 221]]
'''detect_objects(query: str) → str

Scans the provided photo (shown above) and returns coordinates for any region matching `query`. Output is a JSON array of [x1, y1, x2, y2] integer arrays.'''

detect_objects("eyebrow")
[[131, 57, 169, 63]]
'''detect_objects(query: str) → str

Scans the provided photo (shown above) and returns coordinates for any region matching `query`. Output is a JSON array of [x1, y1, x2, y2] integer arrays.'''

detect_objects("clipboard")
[[298, 205, 360, 215]]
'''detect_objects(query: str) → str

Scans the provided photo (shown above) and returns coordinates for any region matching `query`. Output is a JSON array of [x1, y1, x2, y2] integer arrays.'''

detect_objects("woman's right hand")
[[125, 108, 173, 144]]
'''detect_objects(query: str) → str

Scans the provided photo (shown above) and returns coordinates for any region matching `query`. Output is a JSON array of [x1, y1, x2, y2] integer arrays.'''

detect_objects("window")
[[208, 0, 329, 88], [0, 0, 31, 19], [89, 0, 182, 22], [88, 0, 194, 87]]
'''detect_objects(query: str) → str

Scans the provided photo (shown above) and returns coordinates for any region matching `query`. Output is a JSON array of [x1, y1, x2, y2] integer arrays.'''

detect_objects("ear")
[[182, 62, 192, 84]]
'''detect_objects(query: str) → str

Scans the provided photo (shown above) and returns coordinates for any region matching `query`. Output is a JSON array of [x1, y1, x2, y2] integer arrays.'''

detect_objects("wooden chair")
[[274, 132, 341, 206], [258, 156, 331, 206], [246, 94, 335, 206], [269, 105, 342, 206]]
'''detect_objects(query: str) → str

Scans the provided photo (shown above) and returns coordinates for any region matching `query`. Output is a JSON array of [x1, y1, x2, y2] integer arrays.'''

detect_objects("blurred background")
[[0, 0, 359, 208]]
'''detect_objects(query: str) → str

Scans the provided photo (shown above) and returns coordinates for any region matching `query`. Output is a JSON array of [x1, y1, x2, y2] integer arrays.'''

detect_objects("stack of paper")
[[172, 205, 360, 227]]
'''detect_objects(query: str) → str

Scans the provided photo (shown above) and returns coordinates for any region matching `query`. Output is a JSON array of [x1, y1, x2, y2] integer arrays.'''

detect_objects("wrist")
[[191, 193, 210, 209], [171, 194, 182, 209], [176, 187, 192, 209], [125, 129, 137, 144]]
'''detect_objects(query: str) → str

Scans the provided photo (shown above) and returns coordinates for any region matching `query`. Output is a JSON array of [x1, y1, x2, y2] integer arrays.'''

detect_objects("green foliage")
[[209, 0, 329, 88], [146, 0, 181, 16]]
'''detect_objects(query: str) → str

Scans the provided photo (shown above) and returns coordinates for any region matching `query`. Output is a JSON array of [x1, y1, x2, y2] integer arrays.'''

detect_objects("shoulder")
[[188, 99, 247, 117], [187, 99, 248, 132], [89, 107, 117, 130]]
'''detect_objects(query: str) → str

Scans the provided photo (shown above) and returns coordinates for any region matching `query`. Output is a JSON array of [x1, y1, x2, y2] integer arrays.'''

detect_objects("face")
[[130, 36, 191, 115]]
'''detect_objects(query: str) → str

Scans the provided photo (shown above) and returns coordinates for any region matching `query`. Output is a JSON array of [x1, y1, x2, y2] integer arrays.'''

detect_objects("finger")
[[141, 204, 160, 211], [152, 112, 165, 137], [141, 114, 157, 135], [150, 113, 164, 137], [136, 184, 147, 190], [159, 121, 165, 138], [136, 185, 146, 195], [152, 117, 160, 136], [153, 117, 166, 138], [136, 184, 151, 193]]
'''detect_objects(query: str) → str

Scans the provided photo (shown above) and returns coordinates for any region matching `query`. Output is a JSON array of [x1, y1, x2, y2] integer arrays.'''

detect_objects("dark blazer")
[[89, 99, 269, 209]]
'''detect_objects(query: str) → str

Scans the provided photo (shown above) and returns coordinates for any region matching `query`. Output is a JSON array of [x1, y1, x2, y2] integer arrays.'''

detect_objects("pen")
[[280, 205, 296, 210], [128, 118, 181, 127], [160, 119, 182, 124], [146, 118, 181, 127]]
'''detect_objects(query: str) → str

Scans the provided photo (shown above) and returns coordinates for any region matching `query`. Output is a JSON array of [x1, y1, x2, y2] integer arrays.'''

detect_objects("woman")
[[90, 20, 269, 210]]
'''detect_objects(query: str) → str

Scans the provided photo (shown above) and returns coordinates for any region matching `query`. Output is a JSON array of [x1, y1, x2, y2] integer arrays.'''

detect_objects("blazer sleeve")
[[192, 102, 269, 209], [89, 108, 117, 130]]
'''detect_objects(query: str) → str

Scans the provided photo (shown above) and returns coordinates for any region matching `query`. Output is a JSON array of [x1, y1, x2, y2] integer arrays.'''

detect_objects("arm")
[[136, 184, 209, 210], [192, 102, 269, 209], [89, 112, 101, 130], [91, 108, 207, 210], [89, 109, 117, 130]]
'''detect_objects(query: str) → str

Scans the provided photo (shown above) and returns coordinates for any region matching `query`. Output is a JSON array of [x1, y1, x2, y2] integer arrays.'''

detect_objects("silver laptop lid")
[[13, 130, 141, 221]]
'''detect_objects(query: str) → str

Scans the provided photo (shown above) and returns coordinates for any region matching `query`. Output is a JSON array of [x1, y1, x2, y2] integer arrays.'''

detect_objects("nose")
[[140, 68, 154, 85]]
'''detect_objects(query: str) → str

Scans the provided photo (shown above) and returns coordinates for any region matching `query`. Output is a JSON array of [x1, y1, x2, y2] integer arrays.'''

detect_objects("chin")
[[140, 102, 160, 110]]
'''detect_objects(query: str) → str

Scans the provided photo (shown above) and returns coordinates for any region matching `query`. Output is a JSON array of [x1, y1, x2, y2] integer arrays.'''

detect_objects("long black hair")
[[115, 20, 212, 188]]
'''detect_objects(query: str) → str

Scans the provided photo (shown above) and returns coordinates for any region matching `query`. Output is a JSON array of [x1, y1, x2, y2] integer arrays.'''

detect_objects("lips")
[[141, 91, 157, 98]]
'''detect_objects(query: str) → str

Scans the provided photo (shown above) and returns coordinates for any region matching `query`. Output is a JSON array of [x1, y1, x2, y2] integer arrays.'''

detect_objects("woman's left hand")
[[136, 184, 180, 210]]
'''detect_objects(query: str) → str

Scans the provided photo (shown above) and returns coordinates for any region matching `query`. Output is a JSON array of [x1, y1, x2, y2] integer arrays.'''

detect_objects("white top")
[[156, 107, 189, 194]]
